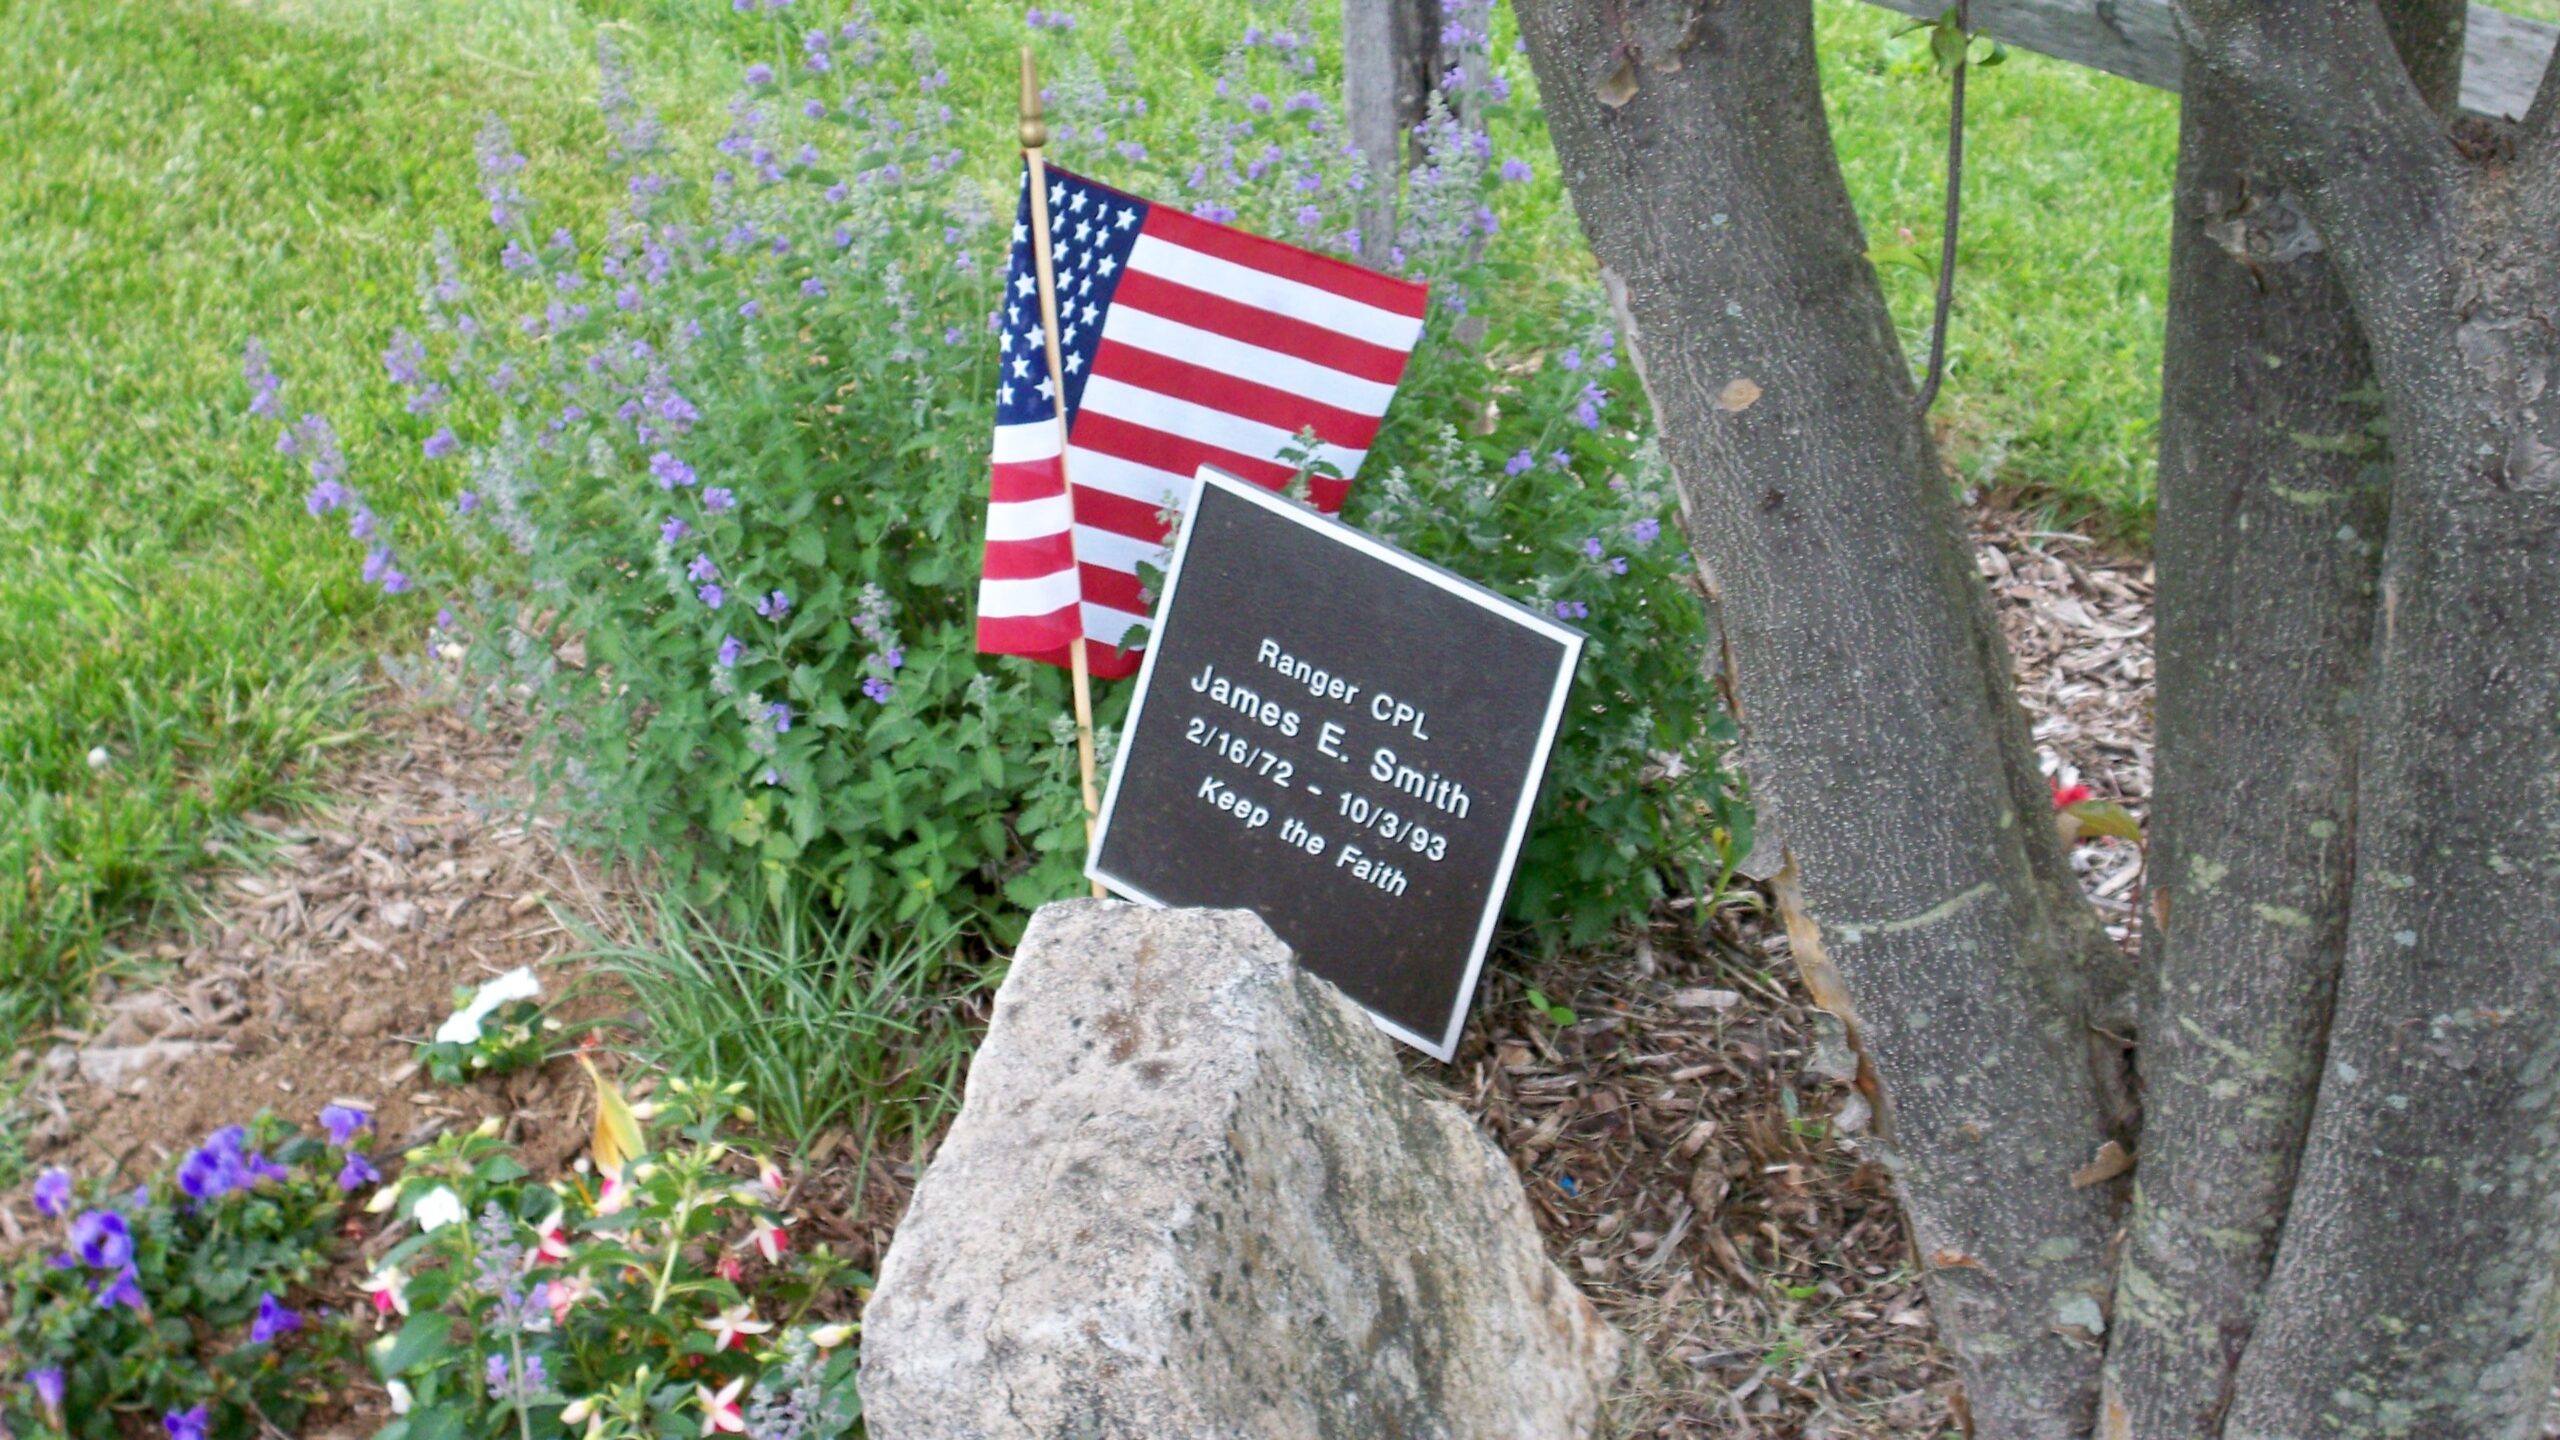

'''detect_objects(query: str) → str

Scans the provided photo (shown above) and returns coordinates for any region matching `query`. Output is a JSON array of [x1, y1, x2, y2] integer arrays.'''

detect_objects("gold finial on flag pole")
[[1019, 46, 1107, 897]]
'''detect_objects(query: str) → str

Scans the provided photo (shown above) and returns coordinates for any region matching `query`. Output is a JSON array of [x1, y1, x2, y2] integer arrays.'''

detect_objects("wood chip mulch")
[[5, 505, 2158, 1439]]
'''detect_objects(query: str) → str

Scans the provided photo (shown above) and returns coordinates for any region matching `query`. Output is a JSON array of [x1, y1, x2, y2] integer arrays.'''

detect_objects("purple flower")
[[1504, 449, 1534, 477], [687, 553, 719, 584], [1501, 157, 1534, 183], [717, 634, 744, 668], [1558, 347, 1582, 372], [739, 298, 762, 319], [243, 340, 284, 420], [70, 1210, 132, 1269], [1582, 536, 1605, 560], [862, 676, 894, 703], [162, 1406, 208, 1440], [754, 590, 792, 620], [699, 583, 725, 608], [457, 490, 481, 515], [250, 1292, 303, 1344], [767, 702, 793, 733], [28, 1367, 63, 1414], [650, 451, 697, 489], [1633, 517, 1663, 545], [745, 63, 775, 86], [801, 277, 828, 299], [1575, 383, 1606, 430], [424, 427, 458, 459], [660, 516, 690, 545], [95, 1265, 144, 1313], [246, 1151, 290, 1185], [1554, 600, 1590, 621], [380, 565, 412, 594], [360, 545, 391, 585], [304, 479, 348, 517], [435, 607, 455, 631], [319, 1103, 370, 1146], [337, 1152, 381, 1193], [702, 486, 738, 512], [884, 646, 904, 669], [1610, 556, 1630, 575], [32, 1167, 71, 1219]]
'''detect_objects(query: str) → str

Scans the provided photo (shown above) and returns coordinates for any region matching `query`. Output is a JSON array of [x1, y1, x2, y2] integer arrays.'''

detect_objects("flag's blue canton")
[[997, 168, 1147, 430]]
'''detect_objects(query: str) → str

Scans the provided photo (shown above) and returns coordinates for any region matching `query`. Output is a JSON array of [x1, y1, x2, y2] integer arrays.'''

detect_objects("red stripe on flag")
[[978, 625, 1148, 680], [1068, 483, 1172, 543], [1072, 412, 1295, 492], [980, 532, 1077, 581], [988, 458, 1064, 503], [1088, 341, 1384, 452], [976, 609, 1080, 659], [1105, 271, 1416, 385], [1078, 563, 1149, 616], [1140, 206, 1430, 319]]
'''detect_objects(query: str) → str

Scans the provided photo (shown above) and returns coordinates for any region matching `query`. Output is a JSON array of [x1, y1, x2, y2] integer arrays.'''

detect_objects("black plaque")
[[1088, 469, 1583, 1060]]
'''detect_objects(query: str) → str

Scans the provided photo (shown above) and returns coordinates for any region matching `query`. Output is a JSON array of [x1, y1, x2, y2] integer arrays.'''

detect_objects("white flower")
[[412, 1185, 466, 1232], [433, 965, 543, 1045], [810, 1322, 857, 1349], [386, 1380, 414, 1416], [85, 746, 111, 771]]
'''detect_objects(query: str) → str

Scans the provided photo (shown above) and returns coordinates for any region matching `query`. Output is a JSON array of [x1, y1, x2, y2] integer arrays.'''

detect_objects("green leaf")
[[370, 1313, 455, 1379], [2065, 799, 2145, 844], [787, 528, 827, 567], [1864, 242, 1936, 281]]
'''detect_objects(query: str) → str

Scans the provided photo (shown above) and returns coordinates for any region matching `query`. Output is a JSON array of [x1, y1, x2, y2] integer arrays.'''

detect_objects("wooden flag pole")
[[1019, 47, 1108, 898]]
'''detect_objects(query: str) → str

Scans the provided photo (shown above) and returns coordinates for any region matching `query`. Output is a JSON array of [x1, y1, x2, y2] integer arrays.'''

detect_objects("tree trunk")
[[2102, 6, 2463, 1431], [1341, 0, 1442, 264], [1513, 3, 2126, 1431], [2159, 4, 2560, 1430]]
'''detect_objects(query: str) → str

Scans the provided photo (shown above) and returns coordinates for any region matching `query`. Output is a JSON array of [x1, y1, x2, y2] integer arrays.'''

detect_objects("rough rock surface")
[[860, 900, 1622, 1440]]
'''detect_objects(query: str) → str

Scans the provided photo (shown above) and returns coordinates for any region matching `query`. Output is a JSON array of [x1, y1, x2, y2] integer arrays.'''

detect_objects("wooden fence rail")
[[1854, 0, 2557, 119]]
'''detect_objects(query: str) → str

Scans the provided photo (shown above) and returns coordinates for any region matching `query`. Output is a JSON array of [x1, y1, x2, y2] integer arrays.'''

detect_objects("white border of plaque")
[[1086, 466, 1584, 1061]]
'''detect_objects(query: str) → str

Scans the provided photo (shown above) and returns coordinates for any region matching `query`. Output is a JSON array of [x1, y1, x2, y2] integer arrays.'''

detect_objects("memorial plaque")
[[1088, 469, 1583, 1060]]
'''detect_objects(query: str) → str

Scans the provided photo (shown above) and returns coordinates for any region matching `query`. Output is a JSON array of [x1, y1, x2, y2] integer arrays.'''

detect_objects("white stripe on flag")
[[1099, 306, 1398, 415], [1083, 600, 1151, 647], [978, 569, 1083, 619], [1128, 234, 1427, 352], [1079, 375, 1368, 476], [984, 494, 1076, 542], [991, 421, 1063, 465], [1072, 524, 1168, 574], [1066, 448, 1200, 514]]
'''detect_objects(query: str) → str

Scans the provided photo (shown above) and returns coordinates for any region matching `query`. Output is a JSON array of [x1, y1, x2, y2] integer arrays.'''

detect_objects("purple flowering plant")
[[249, 0, 1736, 947], [249, 5, 1092, 941], [0, 1112, 371, 1439]]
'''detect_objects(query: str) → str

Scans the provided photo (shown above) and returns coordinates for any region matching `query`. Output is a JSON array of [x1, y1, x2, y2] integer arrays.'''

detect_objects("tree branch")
[[2171, 0, 2461, 288]]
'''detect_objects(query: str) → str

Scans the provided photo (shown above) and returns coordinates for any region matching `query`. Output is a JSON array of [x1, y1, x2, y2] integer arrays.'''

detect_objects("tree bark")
[[2151, 4, 2560, 1431], [1513, 3, 2125, 1431], [2101, 7, 2463, 1432], [1341, 0, 1442, 264]]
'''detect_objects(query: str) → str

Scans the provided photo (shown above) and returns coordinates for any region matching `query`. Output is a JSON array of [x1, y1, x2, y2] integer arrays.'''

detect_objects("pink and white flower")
[[697, 1302, 772, 1353], [696, 1376, 748, 1436]]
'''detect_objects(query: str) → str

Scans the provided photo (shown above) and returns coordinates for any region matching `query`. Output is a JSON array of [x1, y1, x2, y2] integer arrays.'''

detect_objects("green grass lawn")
[[0, 0, 2182, 1046]]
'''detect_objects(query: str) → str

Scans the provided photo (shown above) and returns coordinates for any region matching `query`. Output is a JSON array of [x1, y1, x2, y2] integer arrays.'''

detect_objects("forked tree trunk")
[[2104, 5, 2462, 1431], [1520, 0, 2560, 1435], [2172, 8, 2560, 1427], [1513, 3, 2125, 1432]]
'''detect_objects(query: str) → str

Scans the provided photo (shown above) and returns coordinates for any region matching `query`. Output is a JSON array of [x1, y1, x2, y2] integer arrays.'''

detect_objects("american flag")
[[975, 164, 1430, 678]]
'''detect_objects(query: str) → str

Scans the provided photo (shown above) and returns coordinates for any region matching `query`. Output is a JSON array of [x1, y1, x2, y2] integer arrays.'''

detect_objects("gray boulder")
[[860, 900, 1621, 1440]]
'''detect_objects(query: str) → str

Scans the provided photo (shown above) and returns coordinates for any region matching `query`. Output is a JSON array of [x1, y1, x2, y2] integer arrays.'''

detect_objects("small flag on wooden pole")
[[1018, 50, 1108, 896]]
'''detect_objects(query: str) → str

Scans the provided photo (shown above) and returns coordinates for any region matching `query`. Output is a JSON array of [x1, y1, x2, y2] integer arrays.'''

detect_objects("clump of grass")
[[582, 897, 987, 1171]]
